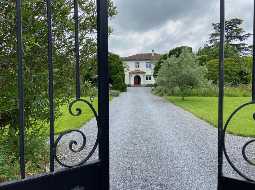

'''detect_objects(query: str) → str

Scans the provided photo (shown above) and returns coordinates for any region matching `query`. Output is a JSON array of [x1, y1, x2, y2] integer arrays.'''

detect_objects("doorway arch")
[[134, 75, 141, 86]]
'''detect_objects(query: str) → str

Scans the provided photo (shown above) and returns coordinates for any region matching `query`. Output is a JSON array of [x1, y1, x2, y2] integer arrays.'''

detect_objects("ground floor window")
[[146, 75, 152, 80]]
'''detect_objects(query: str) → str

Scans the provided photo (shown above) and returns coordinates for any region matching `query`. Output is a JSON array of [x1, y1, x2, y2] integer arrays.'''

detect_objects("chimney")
[[152, 49, 155, 57]]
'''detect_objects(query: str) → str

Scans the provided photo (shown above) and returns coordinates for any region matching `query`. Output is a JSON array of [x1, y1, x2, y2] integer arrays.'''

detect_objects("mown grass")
[[54, 96, 114, 133], [54, 97, 98, 134], [168, 96, 255, 137]]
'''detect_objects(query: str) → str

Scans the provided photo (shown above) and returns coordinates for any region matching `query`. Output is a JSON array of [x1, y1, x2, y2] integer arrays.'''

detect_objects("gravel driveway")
[[57, 87, 255, 190]]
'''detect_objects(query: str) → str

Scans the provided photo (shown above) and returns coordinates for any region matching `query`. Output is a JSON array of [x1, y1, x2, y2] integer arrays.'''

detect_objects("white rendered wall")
[[124, 61, 155, 85]]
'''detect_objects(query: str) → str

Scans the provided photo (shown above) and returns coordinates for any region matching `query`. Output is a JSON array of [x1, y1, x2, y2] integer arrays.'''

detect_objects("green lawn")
[[54, 98, 98, 133], [54, 96, 114, 133], [168, 96, 255, 137]]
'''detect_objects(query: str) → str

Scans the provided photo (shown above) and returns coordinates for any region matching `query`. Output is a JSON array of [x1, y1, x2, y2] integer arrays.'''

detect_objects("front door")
[[134, 75, 141, 86]]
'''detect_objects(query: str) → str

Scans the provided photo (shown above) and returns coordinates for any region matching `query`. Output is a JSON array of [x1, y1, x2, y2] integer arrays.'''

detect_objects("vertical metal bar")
[[74, 0, 81, 99], [252, 0, 255, 101], [16, 0, 25, 179], [46, 0, 55, 172], [97, 0, 109, 189], [218, 0, 225, 189]]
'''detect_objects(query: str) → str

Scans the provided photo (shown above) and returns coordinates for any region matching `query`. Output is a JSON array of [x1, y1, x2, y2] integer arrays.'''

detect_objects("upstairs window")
[[135, 62, 140, 68], [146, 75, 152, 80], [146, 62, 151, 68]]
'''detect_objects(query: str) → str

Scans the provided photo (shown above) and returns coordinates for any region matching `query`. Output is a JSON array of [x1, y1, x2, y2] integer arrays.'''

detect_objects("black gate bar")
[[2, 0, 109, 189], [97, 0, 109, 189], [46, 0, 55, 173], [253, 0, 255, 101], [16, 0, 25, 179], [218, 0, 255, 189], [218, 0, 225, 188], [74, 0, 81, 99]]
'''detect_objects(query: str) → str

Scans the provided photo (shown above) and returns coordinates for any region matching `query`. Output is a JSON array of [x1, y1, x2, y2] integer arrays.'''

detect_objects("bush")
[[225, 84, 251, 97], [0, 125, 48, 181], [207, 58, 250, 85], [144, 84, 155, 87], [111, 75, 127, 92], [153, 82, 251, 97], [110, 90, 121, 97], [153, 46, 192, 78], [154, 83, 218, 97], [109, 53, 127, 92], [155, 49, 207, 99]]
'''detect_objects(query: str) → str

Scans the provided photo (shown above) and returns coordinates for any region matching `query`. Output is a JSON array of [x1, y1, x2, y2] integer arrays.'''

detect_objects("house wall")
[[124, 60, 155, 86]]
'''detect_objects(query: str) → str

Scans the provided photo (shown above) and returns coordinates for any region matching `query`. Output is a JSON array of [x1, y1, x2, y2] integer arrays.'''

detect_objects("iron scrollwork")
[[54, 98, 99, 168], [223, 101, 255, 182]]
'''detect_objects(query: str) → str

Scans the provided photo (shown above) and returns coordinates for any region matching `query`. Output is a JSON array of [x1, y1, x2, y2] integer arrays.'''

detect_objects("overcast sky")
[[109, 0, 253, 57]]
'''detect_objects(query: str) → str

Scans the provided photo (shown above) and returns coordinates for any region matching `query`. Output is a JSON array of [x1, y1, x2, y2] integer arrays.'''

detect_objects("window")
[[146, 62, 151, 68], [146, 75, 152, 80], [135, 62, 140, 68]]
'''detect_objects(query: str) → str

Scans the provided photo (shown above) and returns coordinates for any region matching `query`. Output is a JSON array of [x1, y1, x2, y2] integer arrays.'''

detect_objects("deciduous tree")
[[0, 0, 117, 179], [155, 49, 207, 99]]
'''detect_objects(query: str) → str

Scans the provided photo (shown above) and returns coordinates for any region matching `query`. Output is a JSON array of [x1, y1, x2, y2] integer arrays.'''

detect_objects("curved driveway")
[[109, 87, 254, 190], [110, 87, 217, 189], [59, 87, 254, 189]]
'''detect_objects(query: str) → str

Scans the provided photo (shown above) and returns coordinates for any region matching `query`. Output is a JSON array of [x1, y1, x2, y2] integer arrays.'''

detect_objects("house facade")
[[122, 51, 160, 86]]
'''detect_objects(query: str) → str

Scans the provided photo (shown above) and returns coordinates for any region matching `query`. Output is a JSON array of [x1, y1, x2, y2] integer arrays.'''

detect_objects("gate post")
[[97, 0, 109, 189], [217, 0, 225, 189], [16, 0, 26, 179]]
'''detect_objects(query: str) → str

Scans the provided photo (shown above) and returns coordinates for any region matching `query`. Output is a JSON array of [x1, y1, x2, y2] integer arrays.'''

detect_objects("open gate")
[[218, 0, 255, 189], [2, 0, 255, 189], [0, 0, 109, 189]]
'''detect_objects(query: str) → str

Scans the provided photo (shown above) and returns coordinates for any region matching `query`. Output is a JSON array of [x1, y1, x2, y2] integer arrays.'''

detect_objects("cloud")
[[109, 0, 253, 56]]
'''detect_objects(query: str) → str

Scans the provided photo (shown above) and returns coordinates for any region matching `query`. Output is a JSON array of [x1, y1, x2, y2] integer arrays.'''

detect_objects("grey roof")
[[122, 53, 161, 61]]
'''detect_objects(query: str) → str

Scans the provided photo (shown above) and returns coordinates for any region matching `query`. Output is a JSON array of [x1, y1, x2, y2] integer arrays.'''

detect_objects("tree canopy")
[[197, 17, 252, 85], [207, 58, 250, 85], [0, 0, 117, 129], [155, 49, 207, 99], [208, 18, 252, 55], [0, 0, 117, 179], [197, 44, 239, 62], [153, 46, 192, 78]]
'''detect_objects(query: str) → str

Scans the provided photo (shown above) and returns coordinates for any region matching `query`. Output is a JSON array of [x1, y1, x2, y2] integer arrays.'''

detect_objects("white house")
[[122, 51, 160, 86]]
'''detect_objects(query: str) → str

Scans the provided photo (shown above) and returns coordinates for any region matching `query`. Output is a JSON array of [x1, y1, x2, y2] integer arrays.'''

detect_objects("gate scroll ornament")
[[48, 0, 101, 170], [223, 102, 255, 182], [54, 98, 100, 168], [218, 0, 255, 189]]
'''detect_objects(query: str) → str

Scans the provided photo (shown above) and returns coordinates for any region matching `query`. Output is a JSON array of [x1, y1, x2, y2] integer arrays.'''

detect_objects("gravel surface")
[[57, 87, 255, 190]]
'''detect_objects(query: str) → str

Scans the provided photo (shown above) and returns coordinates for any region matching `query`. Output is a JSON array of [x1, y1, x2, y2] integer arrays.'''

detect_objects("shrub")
[[153, 83, 251, 97], [110, 90, 121, 97], [225, 84, 251, 97], [144, 84, 155, 87], [207, 58, 250, 85], [109, 53, 127, 92], [0, 125, 48, 181], [153, 46, 192, 78], [155, 49, 207, 99]]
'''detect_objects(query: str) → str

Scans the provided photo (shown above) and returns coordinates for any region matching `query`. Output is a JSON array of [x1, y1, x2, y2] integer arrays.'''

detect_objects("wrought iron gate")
[[0, 0, 109, 189], [218, 0, 255, 189], [2, 0, 255, 189]]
